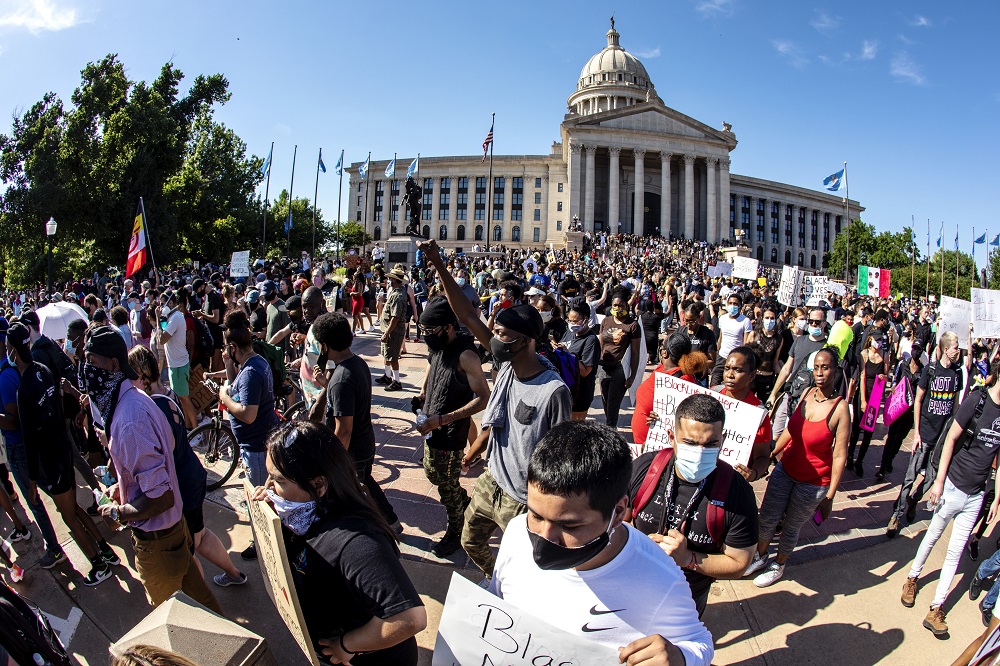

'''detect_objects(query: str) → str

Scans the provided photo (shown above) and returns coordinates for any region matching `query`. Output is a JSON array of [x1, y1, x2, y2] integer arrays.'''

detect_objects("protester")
[[747, 305, 783, 402], [632, 332, 699, 448], [715, 346, 774, 483], [875, 347, 923, 482], [157, 289, 198, 428], [598, 286, 641, 429], [558, 302, 600, 421], [766, 307, 830, 436], [377, 267, 409, 391], [712, 293, 753, 386], [847, 330, 889, 478]]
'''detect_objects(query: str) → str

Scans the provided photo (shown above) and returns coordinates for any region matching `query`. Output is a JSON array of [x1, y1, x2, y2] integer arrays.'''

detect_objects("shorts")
[[183, 506, 205, 538], [38, 453, 75, 497], [169, 363, 191, 398], [381, 332, 405, 362]]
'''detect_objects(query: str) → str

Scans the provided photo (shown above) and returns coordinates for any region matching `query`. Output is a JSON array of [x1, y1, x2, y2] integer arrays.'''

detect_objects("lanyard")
[[655, 463, 707, 536]]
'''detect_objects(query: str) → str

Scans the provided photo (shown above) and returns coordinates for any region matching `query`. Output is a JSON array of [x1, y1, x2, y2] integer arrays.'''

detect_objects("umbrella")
[[34, 301, 89, 340]]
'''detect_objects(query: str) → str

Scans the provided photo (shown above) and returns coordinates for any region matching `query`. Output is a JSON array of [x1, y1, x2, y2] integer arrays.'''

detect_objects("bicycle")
[[277, 363, 308, 421], [188, 379, 240, 491]]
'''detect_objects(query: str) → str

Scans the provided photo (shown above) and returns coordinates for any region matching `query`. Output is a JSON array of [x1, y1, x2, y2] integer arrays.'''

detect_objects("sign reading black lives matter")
[[433, 572, 617, 665], [244, 481, 319, 666]]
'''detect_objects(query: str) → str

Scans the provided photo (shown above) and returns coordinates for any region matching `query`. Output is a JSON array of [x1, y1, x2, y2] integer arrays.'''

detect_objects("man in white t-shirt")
[[711, 292, 752, 385], [489, 421, 714, 666], [157, 289, 196, 427]]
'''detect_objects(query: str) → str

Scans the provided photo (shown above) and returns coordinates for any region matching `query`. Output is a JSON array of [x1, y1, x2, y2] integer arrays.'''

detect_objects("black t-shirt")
[[290, 515, 423, 665], [326, 354, 376, 463], [16, 362, 73, 486], [203, 290, 225, 344], [248, 304, 267, 334], [918, 361, 963, 443], [628, 452, 759, 601], [949, 390, 1000, 495], [686, 325, 717, 359]]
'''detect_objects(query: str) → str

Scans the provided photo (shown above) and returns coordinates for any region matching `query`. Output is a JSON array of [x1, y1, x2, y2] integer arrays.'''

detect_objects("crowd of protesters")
[[1, 230, 999, 664]]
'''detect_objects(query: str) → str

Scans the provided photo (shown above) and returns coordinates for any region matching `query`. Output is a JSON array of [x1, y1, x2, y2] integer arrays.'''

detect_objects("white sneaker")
[[368, 326, 376, 332], [753, 561, 785, 588], [744, 551, 768, 577]]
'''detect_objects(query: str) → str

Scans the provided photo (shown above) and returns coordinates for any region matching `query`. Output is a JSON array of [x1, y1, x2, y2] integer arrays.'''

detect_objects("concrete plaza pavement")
[[0, 328, 991, 665]]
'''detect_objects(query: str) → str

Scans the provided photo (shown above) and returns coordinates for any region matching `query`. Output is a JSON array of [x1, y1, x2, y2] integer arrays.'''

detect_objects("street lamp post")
[[45, 217, 57, 295]]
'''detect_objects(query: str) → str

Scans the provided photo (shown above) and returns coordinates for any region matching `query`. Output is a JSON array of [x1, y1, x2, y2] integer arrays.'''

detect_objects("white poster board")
[[972, 289, 1000, 339], [731, 256, 760, 280], [827, 281, 847, 296], [432, 573, 618, 666], [803, 275, 829, 306], [643, 372, 766, 467], [522, 257, 538, 274], [940, 295, 973, 349], [230, 251, 251, 278], [777, 265, 803, 307], [715, 262, 733, 277]]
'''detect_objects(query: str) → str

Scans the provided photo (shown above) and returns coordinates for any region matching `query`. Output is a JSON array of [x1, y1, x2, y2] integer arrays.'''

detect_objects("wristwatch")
[[110, 506, 122, 525]]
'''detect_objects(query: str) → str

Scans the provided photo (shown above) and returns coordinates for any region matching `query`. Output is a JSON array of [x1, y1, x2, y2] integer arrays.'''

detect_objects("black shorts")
[[183, 506, 205, 538]]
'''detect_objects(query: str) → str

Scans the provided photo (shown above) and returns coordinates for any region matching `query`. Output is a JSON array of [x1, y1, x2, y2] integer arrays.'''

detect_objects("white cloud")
[[910, 15, 932, 27], [0, 0, 79, 33], [695, 0, 735, 18], [772, 39, 808, 67], [891, 52, 926, 85], [860, 40, 878, 60], [633, 47, 661, 59], [811, 11, 841, 31]]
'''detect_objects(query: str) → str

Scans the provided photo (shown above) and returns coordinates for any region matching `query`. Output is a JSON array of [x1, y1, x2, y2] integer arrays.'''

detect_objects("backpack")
[[0, 583, 72, 666], [631, 448, 736, 550], [786, 349, 846, 413], [191, 316, 215, 364], [549, 347, 580, 400], [253, 340, 287, 392], [136, 305, 153, 339]]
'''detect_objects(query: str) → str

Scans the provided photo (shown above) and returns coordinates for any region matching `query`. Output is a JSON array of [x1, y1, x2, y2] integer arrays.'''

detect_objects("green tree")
[[331, 221, 371, 252], [261, 190, 333, 259]]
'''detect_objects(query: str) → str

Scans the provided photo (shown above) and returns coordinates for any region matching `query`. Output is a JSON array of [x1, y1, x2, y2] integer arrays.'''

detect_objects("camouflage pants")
[[461, 468, 527, 578], [423, 446, 470, 532]]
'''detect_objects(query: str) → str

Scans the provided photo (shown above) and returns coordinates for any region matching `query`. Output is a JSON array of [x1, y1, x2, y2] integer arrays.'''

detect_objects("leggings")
[[848, 391, 874, 464], [599, 364, 627, 429]]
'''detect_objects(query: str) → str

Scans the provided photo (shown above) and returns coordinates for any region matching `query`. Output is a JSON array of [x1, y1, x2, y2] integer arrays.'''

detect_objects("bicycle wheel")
[[189, 420, 239, 491], [282, 400, 307, 422]]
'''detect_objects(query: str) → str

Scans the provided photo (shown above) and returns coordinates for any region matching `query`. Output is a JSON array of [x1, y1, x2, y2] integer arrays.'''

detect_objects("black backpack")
[[0, 583, 71, 666], [191, 316, 215, 364]]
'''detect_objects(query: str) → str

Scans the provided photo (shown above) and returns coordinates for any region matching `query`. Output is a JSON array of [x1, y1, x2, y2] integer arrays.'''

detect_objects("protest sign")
[[827, 281, 846, 296], [715, 262, 733, 277], [642, 372, 766, 467], [432, 572, 618, 666], [777, 265, 803, 307], [707, 265, 721, 278], [522, 257, 538, 273], [758, 277, 767, 287], [244, 481, 319, 666], [940, 295, 973, 349], [731, 256, 759, 280], [230, 251, 251, 278], [972, 289, 1000, 339], [803, 275, 828, 306]]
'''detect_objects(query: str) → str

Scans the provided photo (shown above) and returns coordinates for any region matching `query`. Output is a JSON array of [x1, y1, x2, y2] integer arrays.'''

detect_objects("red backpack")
[[632, 448, 735, 549]]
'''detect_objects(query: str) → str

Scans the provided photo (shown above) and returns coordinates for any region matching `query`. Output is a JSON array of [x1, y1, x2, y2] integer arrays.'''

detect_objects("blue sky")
[[1, 0, 997, 259]]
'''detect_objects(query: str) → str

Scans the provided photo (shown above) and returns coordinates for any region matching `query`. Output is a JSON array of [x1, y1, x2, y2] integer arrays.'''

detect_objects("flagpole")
[[955, 225, 960, 298], [940, 223, 945, 299], [335, 149, 344, 262], [261, 141, 273, 259], [910, 215, 915, 302], [487, 113, 495, 247], [139, 197, 158, 283], [312, 148, 322, 258], [287, 145, 298, 257], [362, 151, 372, 249], [843, 161, 850, 284], [925, 218, 930, 300]]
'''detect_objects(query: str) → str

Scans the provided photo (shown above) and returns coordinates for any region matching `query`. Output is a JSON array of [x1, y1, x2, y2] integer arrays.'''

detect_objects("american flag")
[[481, 122, 494, 163]]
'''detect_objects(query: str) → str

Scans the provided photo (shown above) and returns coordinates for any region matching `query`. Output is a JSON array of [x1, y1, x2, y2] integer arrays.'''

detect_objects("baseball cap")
[[525, 287, 545, 296], [260, 280, 277, 297], [20, 311, 39, 330], [246, 290, 261, 305], [6, 323, 30, 359], [83, 326, 139, 380]]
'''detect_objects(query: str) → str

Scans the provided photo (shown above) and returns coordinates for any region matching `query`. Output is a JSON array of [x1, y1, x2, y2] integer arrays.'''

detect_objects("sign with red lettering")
[[643, 372, 766, 467]]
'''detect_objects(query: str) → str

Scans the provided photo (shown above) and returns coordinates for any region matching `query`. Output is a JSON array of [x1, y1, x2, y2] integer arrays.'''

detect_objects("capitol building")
[[348, 21, 863, 271]]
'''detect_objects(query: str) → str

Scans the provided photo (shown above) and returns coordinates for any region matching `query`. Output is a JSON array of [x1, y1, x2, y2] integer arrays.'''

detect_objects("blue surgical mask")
[[809, 325, 824, 338], [64, 338, 76, 356], [674, 443, 720, 483], [455, 278, 467, 287], [764, 319, 776, 332], [728, 305, 740, 317]]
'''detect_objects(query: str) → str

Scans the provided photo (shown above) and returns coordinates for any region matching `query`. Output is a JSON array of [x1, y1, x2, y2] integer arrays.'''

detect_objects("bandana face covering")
[[266, 489, 318, 536], [83, 362, 125, 426]]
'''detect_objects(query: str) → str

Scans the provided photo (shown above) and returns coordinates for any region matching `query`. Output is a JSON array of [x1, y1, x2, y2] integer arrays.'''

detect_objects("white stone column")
[[683, 154, 695, 240], [608, 146, 620, 233], [660, 152, 672, 237], [706, 158, 717, 243], [448, 175, 458, 241], [503, 175, 513, 240], [719, 157, 731, 243], [569, 142, 582, 226], [633, 149, 645, 235], [584, 144, 597, 233]]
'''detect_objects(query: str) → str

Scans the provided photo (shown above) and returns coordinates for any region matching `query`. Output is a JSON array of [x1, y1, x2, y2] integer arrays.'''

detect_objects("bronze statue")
[[402, 176, 422, 236]]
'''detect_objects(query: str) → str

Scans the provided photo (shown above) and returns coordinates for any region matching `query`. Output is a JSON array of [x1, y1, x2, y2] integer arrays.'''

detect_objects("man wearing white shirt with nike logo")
[[489, 420, 713, 666]]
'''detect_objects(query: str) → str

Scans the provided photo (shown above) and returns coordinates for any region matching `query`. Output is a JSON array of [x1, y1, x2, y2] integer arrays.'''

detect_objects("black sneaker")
[[905, 497, 918, 523], [82, 563, 112, 587], [982, 599, 994, 627], [100, 543, 120, 566], [431, 531, 463, 558], [241, 542, 258, 560], [8, 527, 30, 543], [375, 375, 392, 386], [874, 470, 885, 482], [39, 551, 65, 569], [385, 380, 403, 392], [971, 574, 984, 600], [970, 538, 981, 561]]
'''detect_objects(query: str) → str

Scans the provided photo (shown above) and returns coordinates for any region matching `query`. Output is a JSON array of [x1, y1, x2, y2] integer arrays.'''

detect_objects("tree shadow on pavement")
[[723, 622, 903, 666]]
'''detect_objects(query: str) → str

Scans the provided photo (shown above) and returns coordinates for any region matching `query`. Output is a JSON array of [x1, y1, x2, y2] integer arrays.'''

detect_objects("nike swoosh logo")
[[589, 604, 626, 615], [581, 623, 616, 632]]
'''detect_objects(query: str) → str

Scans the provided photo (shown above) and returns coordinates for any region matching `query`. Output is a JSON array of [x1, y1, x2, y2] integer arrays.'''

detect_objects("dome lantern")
[[567, 20, 658, 116]]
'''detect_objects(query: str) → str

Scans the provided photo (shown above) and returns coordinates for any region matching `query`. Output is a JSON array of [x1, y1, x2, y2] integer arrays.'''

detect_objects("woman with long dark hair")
[[746, 305, 783, 402], [251, 421, 426, 664], [847, 330, 889, 478]]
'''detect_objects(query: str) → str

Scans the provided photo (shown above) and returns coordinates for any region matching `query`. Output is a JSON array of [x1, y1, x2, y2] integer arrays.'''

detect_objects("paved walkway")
[[0, 329, 986, 665]]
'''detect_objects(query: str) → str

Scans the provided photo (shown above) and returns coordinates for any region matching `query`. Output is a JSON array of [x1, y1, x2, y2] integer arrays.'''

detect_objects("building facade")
[[347, 22, 862, 270]]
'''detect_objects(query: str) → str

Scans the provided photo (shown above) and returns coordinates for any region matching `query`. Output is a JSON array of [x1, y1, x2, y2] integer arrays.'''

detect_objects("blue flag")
[[954, 228, 959, 251], [335, 150, 343, 176], [359, 155, 370, 181], [285, 210, 293, 235], [936, 221, 943, 248], [992, 234, 999, 247], [260, 146, 272, 178], [318, 149, 326, 174], [823, 169, 844, 192], [975, 232, 987, 244], [407, 156, 418, 178], [385, 158, 396, 179]]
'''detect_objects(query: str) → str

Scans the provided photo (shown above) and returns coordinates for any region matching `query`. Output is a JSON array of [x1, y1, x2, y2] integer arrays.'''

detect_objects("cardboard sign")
[[715, 262, 733, 277], [803, 275, 828, 306], [731, 256, 759, 280], [777, 265, 803, 307], [643, 372, 766, 467], [432, 573, 618, 666], [522, 258, 538, 273], [230, 251, 251, 278], [972, 289, 1000, 339], [244, 481, 319, 666], [940, 295, 973, 349]]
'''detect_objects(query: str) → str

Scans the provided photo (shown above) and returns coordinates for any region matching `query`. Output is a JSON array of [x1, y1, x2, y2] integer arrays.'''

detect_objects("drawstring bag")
[[883, 376, 914, 426], [860, 375, 887, 433]]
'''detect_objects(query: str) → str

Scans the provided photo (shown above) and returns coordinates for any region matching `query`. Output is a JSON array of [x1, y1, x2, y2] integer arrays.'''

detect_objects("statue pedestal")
[[386, 235, 420, 267], [721, 245, 752, 264], [564, 231, 586, 252]]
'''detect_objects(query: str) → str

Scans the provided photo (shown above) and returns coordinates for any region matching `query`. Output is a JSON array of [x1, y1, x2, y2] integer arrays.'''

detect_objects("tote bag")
[[883, 376, 914, 427], [860, 374, 887, 433]]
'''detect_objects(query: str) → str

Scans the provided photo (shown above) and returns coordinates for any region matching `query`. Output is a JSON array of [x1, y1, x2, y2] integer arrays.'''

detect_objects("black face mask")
[[528, 515, 615, 570], [424, 329, 450, 352], [490, 335, 526, 364]]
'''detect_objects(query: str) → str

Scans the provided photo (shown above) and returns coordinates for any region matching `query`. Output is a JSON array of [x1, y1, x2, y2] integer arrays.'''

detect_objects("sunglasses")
[[808, 319, 825, 326]]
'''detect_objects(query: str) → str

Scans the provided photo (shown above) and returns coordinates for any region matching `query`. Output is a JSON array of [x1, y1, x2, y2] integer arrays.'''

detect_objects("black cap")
[[6, 323, 30, 359], [495, 304, 544, 340], [285, 294, 302, 311], [20, 311, 39, 330], [419, 298, 457, 327], [83, 326, 139, 380]]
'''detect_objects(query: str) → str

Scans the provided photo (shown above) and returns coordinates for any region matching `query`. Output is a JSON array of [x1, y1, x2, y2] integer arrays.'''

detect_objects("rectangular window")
[[440, 177, 451, 190], [533, 209, 541, 221], [772, 232, 779, 245], [458, 177, 468, 190], [375, 211, 382, 221], [493, 192, 504, 207], [512, 193, 523, 206], [494, 176, 505, 190], [474, 209, 484, 220], [534, 192, 542, 204], [535, 177, 542, 188], [557, 183, 564, 192], [476, 177, 486, 189], [533, 227, 540, 242], [423, 178, 433, 191], [493, 208, 503, 220], [511, 209, 522, 221], [457, 192, 468, 206], [457, 208, 467, 220], [757, 230, 764, 242], [557, 202, 563, 211], [440, 209, 449, 220], [440, 192, 450, 206], [475, 192, 486, 205], [556, 220, 562, 230], [512, 177, 523, 189]]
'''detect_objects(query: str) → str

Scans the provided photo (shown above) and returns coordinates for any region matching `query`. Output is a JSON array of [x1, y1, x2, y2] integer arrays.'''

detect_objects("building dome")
[[568, 21, 657, 116]]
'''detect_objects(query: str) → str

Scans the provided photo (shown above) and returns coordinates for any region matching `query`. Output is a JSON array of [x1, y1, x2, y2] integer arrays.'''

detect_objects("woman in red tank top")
[[744, 347, 851, 587]]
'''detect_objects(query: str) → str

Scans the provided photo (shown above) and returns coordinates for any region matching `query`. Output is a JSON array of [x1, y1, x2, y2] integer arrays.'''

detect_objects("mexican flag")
[[857, 266, 888, 297]]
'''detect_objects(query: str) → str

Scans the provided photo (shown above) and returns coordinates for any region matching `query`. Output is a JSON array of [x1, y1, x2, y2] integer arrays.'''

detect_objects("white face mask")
[[539, 310, 553, 323], [266, 489, 318, 536]]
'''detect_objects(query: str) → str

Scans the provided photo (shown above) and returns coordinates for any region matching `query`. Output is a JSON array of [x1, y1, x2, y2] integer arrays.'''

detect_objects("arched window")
[[475, 225, 484, 241], [422, 225, 430, 239], [784, 250, 792, 265], [770, 248, 778, 263], [493, 225, 502, 241], [756, 246, 763, 261], [512, 226, 521, 242], [797, 252, 804, 267], [439, 225, 448, 241], [373, 226, 381, 241], [457, 225, 466, 241], [810, 255, 817, 269]]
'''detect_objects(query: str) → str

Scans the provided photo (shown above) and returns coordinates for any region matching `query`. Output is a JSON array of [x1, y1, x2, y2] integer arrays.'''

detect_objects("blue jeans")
[[979, 549, 1000, 611], [4, 443, 62, 554], [757, 462, 828, 559], [240, 449, 268, 488]]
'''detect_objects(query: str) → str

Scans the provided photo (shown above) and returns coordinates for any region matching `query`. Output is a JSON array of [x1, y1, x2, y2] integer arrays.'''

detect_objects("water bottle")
[[415, 410, 431, 440], [94, 465, 116, 488]]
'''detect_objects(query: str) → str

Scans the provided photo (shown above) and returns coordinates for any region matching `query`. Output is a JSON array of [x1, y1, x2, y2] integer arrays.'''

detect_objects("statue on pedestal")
[[402, 176, 423, 236]]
